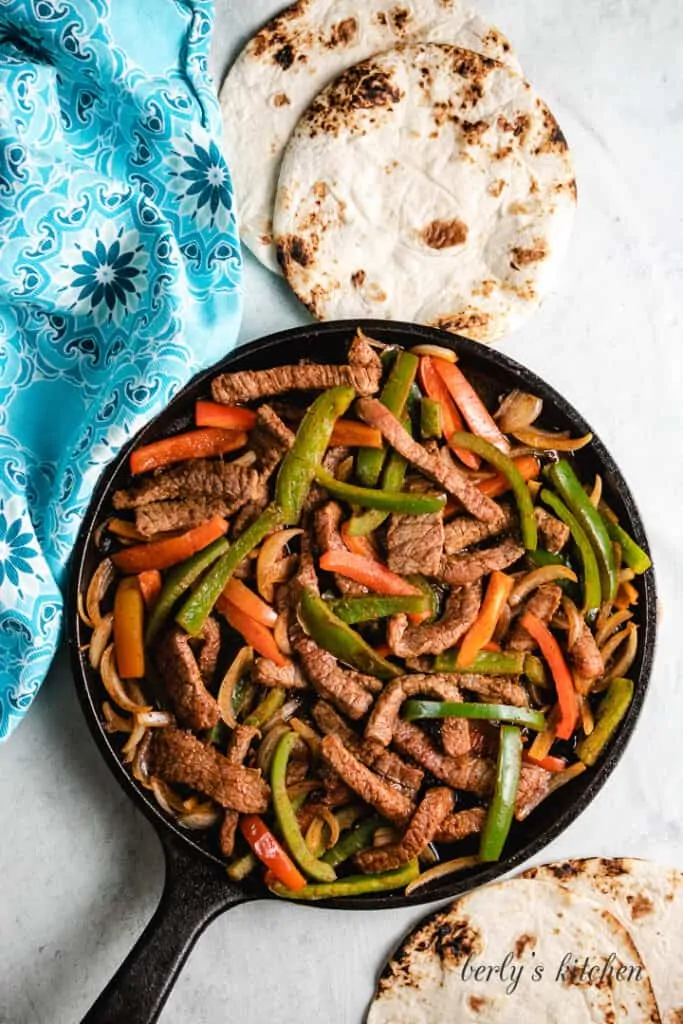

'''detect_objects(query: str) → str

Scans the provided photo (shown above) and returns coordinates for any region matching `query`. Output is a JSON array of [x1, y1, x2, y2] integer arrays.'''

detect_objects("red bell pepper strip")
[[519, 612, 578, 740], [239, 815, 307, 891], [195, 401, 257, 430], [129, 428, 247, 475], [432, 358, 510, 454], [417, 357, 479, 469], [111, 516, 228, 573]]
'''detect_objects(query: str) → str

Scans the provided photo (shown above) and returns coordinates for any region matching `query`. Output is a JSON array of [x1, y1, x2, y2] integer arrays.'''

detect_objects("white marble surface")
[[2, 1, 683, 1021]]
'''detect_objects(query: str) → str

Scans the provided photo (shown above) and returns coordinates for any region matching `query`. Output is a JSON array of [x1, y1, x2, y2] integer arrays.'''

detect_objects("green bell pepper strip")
[[225, 851, 258, 881], [403, 701, 547, 731], [299, 588, 401, 680], [433, 649, 526, 675], [356, 350, 419, 487], [314, 467, 446, 515], [270, 859, 419, 900], [546, 460, 617, 601], [346, 450, 409, 536], [420, 397, 442, 439], [175, 504, 284, 636], [145, 537, 229, 643], [576, 677, 634, 767], [271, 731, 337, 883], [405, 574, 439, 622], [275, 386, 356, 524], [244, 687, 286, 729], [479, 725, 523, 862], [233, 676, 256, 721], [321, 817, 384, 867], [540, 489, 601, 613], [448, 431, 537, 550], [328, 593, 430, 624], [602, 518, 651, 575], [523, 654, 547, 687]]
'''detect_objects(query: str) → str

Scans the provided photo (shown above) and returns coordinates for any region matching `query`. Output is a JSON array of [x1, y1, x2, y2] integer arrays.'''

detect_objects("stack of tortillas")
[[367, 858, 682, 1023], [220, 0, 577, 342]]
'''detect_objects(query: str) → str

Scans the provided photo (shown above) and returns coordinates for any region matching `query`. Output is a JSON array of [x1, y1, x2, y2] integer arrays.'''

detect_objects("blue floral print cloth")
[[0, 0, 243, 739]]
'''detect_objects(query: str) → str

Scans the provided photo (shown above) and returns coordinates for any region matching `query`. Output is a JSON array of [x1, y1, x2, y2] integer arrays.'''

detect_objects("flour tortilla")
[[273, 43, 576, 342], [220, 0, 520, 273], [367, 878, 659, 1023], [523, 859, 683, 1024]]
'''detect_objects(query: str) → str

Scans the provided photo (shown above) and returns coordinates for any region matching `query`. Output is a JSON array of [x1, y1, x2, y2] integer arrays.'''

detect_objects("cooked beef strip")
[[568, 619, 604, 681], [439, 537, 525, 585], [251, 404, 295, 478], [365, 674, 467, 746], [535, 507, 570, 554], [135, 497, 242, 538], [440, 685, 472, 760], [514, 763, 553, 821], [320, 734, 414, 825], [456, 673, 529, 707], [354, 787, 454, 873], [443, 505, 515, 554], [193, 616, 221, 688], [314, 501, 368, 596], [386, 500, 445, 577], [219, 724, 260, 857], [312, 701, 423, 799], [113, 460, 259, 510], [211, 335, 382, 404], [356, 398, 504, 525], [508, 584, 563, 652], [231, 476, 271, 538], [252, 658, 308, 689], [154, 627, 221, 731], [434, 806, 487, 843], [151, 728, 269, 813], [391, 721, 496, 796], [387, 581, 482, 658]]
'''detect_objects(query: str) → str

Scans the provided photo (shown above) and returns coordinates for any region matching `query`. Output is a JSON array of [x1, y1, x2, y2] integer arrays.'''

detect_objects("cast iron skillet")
[[68, 320, 656, 1024]]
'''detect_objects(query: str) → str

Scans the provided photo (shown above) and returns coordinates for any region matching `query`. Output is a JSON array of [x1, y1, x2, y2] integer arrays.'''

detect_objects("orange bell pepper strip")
[[476, 455, 540, 498], [239, 815, 307, 891], [195, 400, 257, 431], [221, 578, 277, 628], [111, 515, 228, 573], [137, 569, 162, 610], [432, 358, 511, 455], [129, 428, 247, 475], [520, 612, 579, 741], [330, 419, 383, 449], [113, 576, 145, 678], [523, 752, 568, 773], [456, 571, 514, 668], [482, 640, 502, 652], [319, 550, 420, 597], [418, 357, 479, 469], [218, 598, 288, 667]]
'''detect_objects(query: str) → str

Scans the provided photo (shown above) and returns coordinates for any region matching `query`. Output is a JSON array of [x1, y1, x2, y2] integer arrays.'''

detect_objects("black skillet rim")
[[67, 319, 657, 911]]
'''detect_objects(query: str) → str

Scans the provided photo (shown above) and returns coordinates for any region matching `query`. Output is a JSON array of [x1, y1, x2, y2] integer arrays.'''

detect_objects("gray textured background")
[[2, 1, 682, 1021]]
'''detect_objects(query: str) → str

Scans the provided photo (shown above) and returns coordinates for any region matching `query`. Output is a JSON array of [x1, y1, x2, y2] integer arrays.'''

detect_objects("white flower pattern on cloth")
[[0, 0, 243, 739]]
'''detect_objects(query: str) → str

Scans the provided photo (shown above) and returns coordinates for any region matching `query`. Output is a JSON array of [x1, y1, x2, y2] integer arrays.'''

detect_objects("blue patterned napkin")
[[0, 0, 243, 738]]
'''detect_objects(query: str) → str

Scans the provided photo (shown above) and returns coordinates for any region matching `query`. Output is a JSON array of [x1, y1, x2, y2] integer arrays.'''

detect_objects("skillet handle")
[[81, 831, 253, 1024]]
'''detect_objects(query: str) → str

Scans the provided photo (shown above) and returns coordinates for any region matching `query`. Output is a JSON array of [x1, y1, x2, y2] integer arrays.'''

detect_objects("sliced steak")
[[365, 674, 464, 746], [434, 806, 487, 843], [354, 787, 454, 873], [151, 728, 269, 813], [231, 476, 271, 539], [514, 763, 553, 821], [289, 617, 374, 720], [252, 658, 308, 689], [439, 537, 525, 585], [391, 721, 496, 796], [154, 627, 221, 731], [440, 685, 472, 760], [444, 505, 515, 554], [320, 734, 414, 826], [312, 701, 423, 799], [211, 336, 382, 404], [508, 583, 563, 652], [535, 507, 570, 554], [387, 582, 482, 658], [192, 616, 221, 687], [113, 460, 259, 510], [356, 397, 504, 525], [456, 673, 529, 707], [135, 496, 237, 537], [251, 404, 295, 478], [568, 619, 604, 681], [314, 502, 368, 596], [386, 500, 445, 577], [219, 724, 260, 857]]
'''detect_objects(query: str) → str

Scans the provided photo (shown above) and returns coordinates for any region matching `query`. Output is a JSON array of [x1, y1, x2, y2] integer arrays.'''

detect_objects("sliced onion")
[[289, 717, 322, 757], [372, 825, 400, 848], [150, 776, 187, 816], [256, 722, 291, 776], [418, 843, 439, 867], [510, 566, 578, 608], [100, 645, 151, 713], [86, 558, 116, 626], [494, 390, 543, 433], [318, 807, 341, 849], [305, 816, 326, 854], [229, 450, 257, 467], [274, 613, 293, 656], [512, 426, 592, 451], [122, 721, 147, 763], [217, 646, 253, 728], [257, 529, 303, 603], [604, 623, 638, 682], [561, 596, 584, 650], [405, 855, 480, 896], [183, 796, 200, 811], [588, 475, 603, 508], [287, 779, 321, 802], [178, 803, 221, 830], [596, 600, 614, 633], [596, 609, 633, 648], [599, 622, 635, 666], [89, 612, 113, 671], [77, 590, 94, 628], [262, 698, 300, 734], [136, 710, 173, 728], [409, 343, 458, 362], [132, 730, 152, 787], [579, 694, 594, 736], [102, 701, 133, 734]]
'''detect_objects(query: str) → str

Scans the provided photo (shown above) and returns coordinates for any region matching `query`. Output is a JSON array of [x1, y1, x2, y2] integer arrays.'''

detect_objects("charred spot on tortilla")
[[627, 892, 654, 920], [598, 857, 628, 877], [336, 67, 403, 110], [327, 17, 357, 48], [391, 7, 411, 33], [274, 44, 295, 69], [429, 917, 484, 965], [510, 240, 548, 269], [514, 932, 538, 957], [421, 218, 468, 249], [272, 92, 291, 107], [468, 995, 489, 1013], [535, 108, 569, 155], [429, 309, 492, 336], [489, 178, 506, 197], [276, 233, 316, 270]]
